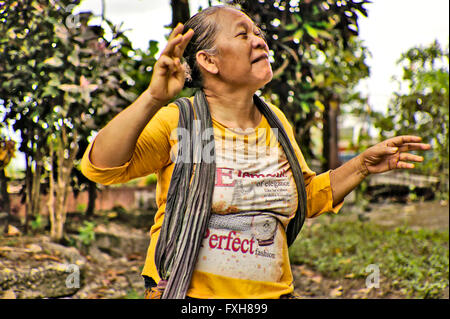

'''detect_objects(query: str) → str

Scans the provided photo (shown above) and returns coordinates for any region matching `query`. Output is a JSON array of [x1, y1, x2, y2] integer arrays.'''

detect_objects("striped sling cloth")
[[154, 89, 307, 299]]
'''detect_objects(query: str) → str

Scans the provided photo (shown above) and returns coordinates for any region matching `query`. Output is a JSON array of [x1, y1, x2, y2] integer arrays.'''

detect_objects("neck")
[[202, 85, 262, 130]]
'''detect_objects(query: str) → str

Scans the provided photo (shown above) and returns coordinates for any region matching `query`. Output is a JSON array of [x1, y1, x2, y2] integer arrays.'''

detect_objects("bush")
[[78, 221, 96, 246], [289, 220, 449, 298]]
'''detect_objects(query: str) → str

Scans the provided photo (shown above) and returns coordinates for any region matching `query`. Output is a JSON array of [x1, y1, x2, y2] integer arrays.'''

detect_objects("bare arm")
[[90, 91, 164, 168], [90, 23, 194, 168], [329, 135, 431, 206]]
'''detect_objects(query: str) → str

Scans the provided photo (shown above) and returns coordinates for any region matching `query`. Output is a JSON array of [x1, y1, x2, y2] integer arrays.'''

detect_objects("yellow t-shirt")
[[80, 97, 343, 299]]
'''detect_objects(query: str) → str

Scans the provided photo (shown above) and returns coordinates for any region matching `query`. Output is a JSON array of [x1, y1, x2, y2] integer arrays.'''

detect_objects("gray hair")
[[182, 6, 226, 88]]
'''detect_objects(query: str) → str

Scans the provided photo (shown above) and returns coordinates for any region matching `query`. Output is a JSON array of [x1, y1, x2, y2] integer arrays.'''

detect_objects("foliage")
[[289, 220, 449, 298], [119, 38, 160, 98], [145, 173, 158, 185], [71, 23, 161, 212], [0, 1, 137, 239], [373, 40, 449, 198], [0, 139, 16, 170], [225, 0, 371, 159], [78, 220, 96, 246], [124, 288, 144, 299], [0, 137, 15, 233], [30, 214, 44, 231]]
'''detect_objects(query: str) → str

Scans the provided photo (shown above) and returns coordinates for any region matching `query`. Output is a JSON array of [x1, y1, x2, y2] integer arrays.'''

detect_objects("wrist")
[[144, 88, 168, 109], [357, 154, 370, 178]]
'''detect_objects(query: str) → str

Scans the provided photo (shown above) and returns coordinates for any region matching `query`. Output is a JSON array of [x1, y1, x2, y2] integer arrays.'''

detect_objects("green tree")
[[310, 37, 370, 170], [0, 0, 136, 240], [374, 40, 449, 198]]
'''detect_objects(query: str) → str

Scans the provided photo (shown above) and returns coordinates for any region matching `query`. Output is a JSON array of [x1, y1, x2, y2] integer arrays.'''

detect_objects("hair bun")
[[182, 60, 193, 83]]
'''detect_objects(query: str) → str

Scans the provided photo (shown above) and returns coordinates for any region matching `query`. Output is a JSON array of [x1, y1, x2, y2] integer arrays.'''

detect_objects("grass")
[[289, 219, 449, 298], [124, 288, 144, 299]]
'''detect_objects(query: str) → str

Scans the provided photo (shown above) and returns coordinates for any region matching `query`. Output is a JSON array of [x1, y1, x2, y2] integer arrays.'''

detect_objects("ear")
[[196, 50, 219, 75]]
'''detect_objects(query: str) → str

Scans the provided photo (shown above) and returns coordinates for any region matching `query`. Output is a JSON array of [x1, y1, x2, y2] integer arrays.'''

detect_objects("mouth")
[[251, 53, 269, 64]]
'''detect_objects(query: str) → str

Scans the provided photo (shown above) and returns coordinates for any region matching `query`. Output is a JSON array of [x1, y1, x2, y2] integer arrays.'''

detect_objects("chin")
[[264, 70, 273, 84], [258, 70, 273, 88]]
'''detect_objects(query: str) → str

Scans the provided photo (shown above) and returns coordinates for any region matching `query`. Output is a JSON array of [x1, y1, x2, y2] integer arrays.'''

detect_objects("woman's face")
[[209, 8, 273, 89]]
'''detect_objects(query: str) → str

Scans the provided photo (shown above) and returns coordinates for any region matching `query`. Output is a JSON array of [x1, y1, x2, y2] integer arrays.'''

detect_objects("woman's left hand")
[[360, 135, 431, 176]]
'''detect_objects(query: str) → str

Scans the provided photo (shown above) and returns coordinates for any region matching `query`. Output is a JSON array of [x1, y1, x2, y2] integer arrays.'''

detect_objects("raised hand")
[[147, 23, 194, 105], [360, 135, 432, 175]]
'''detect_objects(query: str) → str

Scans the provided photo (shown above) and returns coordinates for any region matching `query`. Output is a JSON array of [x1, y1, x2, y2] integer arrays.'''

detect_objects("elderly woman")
[[81, 6, 430, 299]]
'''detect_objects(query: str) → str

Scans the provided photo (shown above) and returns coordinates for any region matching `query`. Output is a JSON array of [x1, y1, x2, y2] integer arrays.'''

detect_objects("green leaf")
[[27, 59, 36, 68], [148, 40, 159, 56], [314, 100, 325, 111], [294, 14, 303, 23], [293, 29, 304, 41], [304, 24, 319, 39], [301, 101, 310, 113], [64, 69, 76, 82], [43, 56, 64, 67], [285, 23, 298, 31], [42, 86, 59, 98]]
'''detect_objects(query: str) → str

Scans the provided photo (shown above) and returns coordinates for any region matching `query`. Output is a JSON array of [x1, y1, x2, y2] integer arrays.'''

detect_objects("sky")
[[356, 0, 449, 113], [74, 0, 450, 113]]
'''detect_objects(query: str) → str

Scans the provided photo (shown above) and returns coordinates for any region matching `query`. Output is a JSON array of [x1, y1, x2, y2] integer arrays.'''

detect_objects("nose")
[[251, 34, 269, 51]]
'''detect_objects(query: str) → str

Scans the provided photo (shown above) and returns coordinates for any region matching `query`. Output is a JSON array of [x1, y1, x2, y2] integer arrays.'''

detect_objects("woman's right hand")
[[147, 23, 194, 105]]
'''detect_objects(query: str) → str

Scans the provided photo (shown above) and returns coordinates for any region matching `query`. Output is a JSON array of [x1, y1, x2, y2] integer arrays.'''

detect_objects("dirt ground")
[[70, 199, 450, 299], [1, 200, 448, 299], [319, 200, 449, 231]]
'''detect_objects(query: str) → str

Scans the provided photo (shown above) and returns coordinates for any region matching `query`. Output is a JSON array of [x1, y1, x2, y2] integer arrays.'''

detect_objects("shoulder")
[[153, 101, 179, 125], [264, 99, 293, 129], [146, 96, 195, 132]]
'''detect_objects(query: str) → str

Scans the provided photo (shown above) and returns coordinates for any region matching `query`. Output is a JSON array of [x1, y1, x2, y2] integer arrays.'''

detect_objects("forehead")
[[215, 7, 256, 31]]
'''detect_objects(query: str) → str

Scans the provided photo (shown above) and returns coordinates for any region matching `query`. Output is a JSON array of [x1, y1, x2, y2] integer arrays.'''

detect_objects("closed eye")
[[254, 27, 266, 40]]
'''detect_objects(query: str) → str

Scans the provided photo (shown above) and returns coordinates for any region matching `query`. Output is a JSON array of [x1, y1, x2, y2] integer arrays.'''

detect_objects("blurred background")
[[0, 0, 448, 299]]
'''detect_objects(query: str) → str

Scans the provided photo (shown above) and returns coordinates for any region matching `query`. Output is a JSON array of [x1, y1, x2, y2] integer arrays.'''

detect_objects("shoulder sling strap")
[[155, 90, 306, 299]]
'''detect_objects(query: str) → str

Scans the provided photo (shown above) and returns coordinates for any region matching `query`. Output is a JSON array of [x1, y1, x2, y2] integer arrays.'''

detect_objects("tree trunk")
[[48, 139, 56, 240], [328, 100, 340, 169], [170, 0, 190, 28], [85, 180, 97, 217], [0, 169, 10, 234], [322, 94, 341, 171], [23, 134, 43, 234], [49, 127, 79, 242], [24, 154, 32, 234], [31, 147, 43, 217]]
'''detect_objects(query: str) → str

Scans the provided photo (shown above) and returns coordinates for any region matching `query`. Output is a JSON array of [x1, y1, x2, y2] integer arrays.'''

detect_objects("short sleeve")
[[80, 104, 179, 185]]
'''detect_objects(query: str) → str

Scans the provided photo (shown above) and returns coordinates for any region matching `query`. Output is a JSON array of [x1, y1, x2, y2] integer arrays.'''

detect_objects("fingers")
[[396, 161, 415, 169], [386, 135, 432, 148], [394, 152, 425, 170], [365, 135, 431, 173], [399, 152, 424, 163], [160, 23, 184, 56], [154, 55, 182, 76], [167, 23, 185, 42], [160, 33, 184, 57], [161, 24, 194, 58], [176, 28, 195, 56], [384, 136, 431, 157], [397, 143, 431, 152]]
